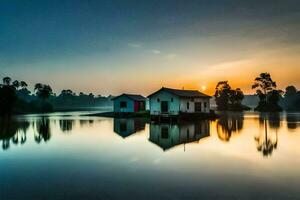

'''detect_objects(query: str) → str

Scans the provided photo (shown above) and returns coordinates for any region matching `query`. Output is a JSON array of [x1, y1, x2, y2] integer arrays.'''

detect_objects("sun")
[[201, 85, 207, 91]]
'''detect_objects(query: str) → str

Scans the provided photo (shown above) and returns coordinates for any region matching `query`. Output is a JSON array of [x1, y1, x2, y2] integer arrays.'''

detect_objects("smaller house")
[[112, 93, 146, 113], [148, 87, 211, 116]]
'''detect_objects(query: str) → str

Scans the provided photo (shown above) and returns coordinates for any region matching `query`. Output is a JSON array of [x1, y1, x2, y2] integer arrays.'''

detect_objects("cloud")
[[151, 49, 161, 54], [128, 43, 141, 48]]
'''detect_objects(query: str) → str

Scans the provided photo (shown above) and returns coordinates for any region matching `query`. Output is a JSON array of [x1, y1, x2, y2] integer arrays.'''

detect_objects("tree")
[[20, 81, 28, 89], [0, 77, 27, 116], [2, 77, 12, 86], [229, 88, 244, 105], [283, 86, 299, 111], [252, 73, 277, 97], [214, 81, 247, 111], [60, 89, 75, 97], [252, 73, 281, 112], [34, 83, 53, 101], [34, 83, 53, 112], [214, 81, 231, 110], [285, 86, 297, 98]]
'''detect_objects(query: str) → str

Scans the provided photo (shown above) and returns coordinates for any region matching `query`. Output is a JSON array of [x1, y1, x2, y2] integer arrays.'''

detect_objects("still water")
[[0, 112, 300, 200]]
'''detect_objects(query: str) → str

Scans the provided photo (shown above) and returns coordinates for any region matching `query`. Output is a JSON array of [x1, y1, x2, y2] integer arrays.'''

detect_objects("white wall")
[[179, 98, 210, 113]]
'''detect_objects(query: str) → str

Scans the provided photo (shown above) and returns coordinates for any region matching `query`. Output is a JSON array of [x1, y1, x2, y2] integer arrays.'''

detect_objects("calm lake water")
[[0, 112, 300, 200]]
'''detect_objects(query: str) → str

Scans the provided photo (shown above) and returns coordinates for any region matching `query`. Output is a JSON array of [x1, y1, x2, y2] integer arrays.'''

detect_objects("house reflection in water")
[[113, 118, 147, 138], [149, 121, 210, 151]]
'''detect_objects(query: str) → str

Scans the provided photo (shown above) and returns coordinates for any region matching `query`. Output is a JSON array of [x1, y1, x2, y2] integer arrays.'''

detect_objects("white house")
[[147, 87, 211, 116]]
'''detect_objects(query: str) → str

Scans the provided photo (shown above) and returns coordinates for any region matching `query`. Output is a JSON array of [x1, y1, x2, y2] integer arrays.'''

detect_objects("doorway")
[[161, 101, 169, 113], [195, 102, 202, 112]]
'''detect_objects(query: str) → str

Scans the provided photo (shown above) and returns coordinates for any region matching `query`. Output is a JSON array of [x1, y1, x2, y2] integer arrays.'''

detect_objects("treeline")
[[49, 89, 112, 110], [214, 72, 300, 112], [0, 77, 112, 116]]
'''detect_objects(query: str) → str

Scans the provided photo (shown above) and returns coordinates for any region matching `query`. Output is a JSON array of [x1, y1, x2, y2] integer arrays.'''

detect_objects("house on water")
[[112, 93, 146, 113], [148, 87, 211, 117]]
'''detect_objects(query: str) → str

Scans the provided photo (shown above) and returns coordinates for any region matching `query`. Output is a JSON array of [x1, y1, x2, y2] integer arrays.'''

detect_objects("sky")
[[0, 0, 300, 96]]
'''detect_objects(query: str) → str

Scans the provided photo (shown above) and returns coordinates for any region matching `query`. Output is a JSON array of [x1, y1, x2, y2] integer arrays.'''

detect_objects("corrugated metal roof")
[[112, 93, 146, 101], [148, 87, 211, 98]]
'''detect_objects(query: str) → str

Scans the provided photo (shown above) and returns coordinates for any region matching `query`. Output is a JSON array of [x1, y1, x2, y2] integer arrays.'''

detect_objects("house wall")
[[113, 96, 134, 112], [179, 98, 210, 113], [149, 91, 180, 115]]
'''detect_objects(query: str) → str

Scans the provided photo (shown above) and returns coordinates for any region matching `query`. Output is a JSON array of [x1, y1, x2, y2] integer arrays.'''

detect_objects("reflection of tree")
[[35, 117, 51, 143], [216, 112, 244, 141], [0, 118, 29, 150], [79, 120, 94, 127], [255, 114, 278, 157], [267, 112, 280, 130], [286, 114, 299, 130], [59, 120, 74, 132]]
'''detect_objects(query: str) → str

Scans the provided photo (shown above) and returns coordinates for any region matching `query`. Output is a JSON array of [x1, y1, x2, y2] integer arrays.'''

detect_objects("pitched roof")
[[112, 93, 146, 101], [147, 87, 211, 98]]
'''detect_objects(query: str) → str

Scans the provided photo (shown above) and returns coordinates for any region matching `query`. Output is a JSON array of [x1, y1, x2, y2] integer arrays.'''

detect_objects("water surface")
[[0, 112, 300, 200]]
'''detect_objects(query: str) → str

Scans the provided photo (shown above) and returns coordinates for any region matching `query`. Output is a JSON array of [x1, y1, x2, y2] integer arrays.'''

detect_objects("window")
[[204, 102, 207, 108], [120, 101, 127, 108], [187, 102, 190, 110], [157, 98, 160, 102]]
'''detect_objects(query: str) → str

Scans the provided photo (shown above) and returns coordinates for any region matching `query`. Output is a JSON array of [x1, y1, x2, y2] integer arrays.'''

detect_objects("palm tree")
[[34, 83, 53, 101], [20, 81, 28, 89], [2, 77, 11, 86], [34, 83, 53, 113], [0, 77, 27, 116]]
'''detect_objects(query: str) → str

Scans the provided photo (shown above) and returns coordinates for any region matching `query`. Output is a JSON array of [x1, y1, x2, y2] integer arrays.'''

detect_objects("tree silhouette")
[[214, 81, 231, 110], [252, 73, 282, 112], [34, 83, 52, 101], [282, 86, 300, 111], [34, 83, 53, 112], [214, 81, 247, 111], [2, 77, 12, 86], [20, 81, 28, 89], [0, 77, 27, 116]]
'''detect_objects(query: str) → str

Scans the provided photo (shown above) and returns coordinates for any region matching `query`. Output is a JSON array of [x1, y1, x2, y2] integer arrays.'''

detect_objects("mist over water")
[[0, 111, 300, 199]]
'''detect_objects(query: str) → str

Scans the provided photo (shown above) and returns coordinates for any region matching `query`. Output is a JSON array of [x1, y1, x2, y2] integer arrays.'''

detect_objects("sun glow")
[[201, 85, 207, 91]]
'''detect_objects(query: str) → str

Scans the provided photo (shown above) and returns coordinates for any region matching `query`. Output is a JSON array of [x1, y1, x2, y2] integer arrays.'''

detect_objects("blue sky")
[[1, 0, 300, 95]]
